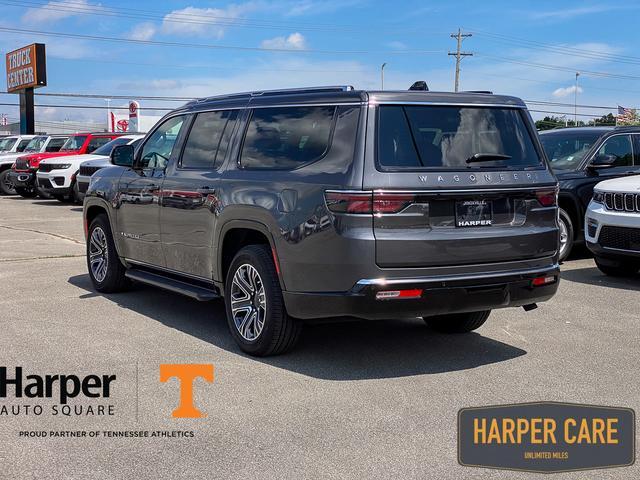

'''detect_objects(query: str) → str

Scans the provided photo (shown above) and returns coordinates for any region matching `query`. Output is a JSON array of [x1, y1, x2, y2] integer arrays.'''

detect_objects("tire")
[[558, 208, 574, 262], [15, 186, 38, 198], [423, 310, 491, 334], [37, 188, 52, 199], [86, 214, 130, 293], [72, 181, 82, 204], [224, 245, 302, 356], [594, 256, 639, 277], [0, 169, 16, 195]]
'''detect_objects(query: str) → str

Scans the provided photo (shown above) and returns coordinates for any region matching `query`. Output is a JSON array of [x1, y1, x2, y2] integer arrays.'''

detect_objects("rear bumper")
[[283, 264, 560, 320]]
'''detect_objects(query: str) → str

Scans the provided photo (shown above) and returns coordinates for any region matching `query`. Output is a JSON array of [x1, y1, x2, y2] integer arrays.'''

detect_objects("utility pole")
[[381, 63, 387, 90], [574, 72, 580, 125], [448, 28, 473, 92]]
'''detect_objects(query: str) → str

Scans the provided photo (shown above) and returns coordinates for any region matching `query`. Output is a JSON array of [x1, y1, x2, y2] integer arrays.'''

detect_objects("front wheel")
[[72, 181, 82, 204], [594, 256, 639, 277], [15, 186, 38, 198], [86, 214, 130, 293], [224, 245, 302, 356], [0, 170, 16, 195], [423, 310, 491, 333]]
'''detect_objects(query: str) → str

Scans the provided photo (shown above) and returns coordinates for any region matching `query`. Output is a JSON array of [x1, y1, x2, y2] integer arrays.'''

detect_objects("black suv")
[[83, 86, 560, 356], [539, 126, 640, 260]]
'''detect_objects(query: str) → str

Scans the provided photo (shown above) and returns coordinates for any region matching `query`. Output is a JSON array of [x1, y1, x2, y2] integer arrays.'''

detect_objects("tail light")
[[535, 188, 558, 207], [325, 191, 416, 215]]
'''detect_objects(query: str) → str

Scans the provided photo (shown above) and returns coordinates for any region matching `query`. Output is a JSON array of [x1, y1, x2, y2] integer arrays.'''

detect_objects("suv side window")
[[240, 106, 335, 170], [181, 110, 237, 169], [87, 137, 111, 153], [46, 138, 66, 152], [139, 116, 186, 170], [597, 135, 633, 167]]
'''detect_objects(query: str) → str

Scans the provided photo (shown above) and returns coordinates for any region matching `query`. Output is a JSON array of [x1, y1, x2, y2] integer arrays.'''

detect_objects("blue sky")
[[2, 0, 640, 125]]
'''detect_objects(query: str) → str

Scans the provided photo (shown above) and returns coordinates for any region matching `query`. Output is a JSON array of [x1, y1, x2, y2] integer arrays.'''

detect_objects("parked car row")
[[0, 132, 143, 202], [2, 86, 639, 356]]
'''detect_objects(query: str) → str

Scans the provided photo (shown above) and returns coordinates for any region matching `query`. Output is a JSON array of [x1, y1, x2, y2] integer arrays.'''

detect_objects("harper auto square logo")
[[159, 364, 214, 418]]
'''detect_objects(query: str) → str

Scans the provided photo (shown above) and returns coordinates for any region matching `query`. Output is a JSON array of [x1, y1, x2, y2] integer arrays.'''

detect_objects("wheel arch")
[[217, 220, 283, 290]]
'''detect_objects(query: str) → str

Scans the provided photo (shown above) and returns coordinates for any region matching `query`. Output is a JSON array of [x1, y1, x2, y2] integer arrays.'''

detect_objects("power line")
[[0, 26, 445, 55], [467, 28, 640, 66]]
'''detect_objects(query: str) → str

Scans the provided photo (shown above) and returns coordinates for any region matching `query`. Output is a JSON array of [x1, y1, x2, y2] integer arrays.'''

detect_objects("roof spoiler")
[[409, 81, 429, 91]]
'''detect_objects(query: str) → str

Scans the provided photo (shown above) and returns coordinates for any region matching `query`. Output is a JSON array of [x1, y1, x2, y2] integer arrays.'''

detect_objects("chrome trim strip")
[[369, 101, 526, 109], [356, 264, 559, 286], [250, 102, 364, 108], [327, 186, 556, 195]]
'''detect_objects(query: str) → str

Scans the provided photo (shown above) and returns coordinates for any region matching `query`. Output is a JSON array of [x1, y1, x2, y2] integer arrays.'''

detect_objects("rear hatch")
[[364, 100, 558, 268]]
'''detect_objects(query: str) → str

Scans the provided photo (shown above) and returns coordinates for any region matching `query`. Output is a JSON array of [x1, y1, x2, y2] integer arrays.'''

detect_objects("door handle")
[[197, 186, 215, 194]]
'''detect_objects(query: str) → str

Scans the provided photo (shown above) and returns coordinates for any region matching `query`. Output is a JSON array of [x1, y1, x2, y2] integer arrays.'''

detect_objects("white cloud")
[[127, 22, 157, 41], [22, 0, 103, 24], [552, 85, 584, 98], [162, 4, 255, 39], [260, 33, 307, 50], [386, 41, 408, 50]]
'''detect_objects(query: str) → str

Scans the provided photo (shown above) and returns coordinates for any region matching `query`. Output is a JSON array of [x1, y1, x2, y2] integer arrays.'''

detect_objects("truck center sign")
[[5, 43, 47, 93]]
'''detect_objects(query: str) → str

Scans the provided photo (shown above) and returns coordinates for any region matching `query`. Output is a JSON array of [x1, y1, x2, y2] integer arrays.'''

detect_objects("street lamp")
[[574, 72, 580, 125], [381, 63, 387, 90]]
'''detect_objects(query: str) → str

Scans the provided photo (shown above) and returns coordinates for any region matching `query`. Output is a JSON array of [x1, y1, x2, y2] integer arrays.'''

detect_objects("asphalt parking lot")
[[1, 195, 639, 479]]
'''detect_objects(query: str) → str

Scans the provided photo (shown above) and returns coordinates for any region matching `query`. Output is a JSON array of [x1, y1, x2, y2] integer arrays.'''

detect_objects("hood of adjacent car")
[[594, 176, 640, 194], [80, 157, 112, 168]]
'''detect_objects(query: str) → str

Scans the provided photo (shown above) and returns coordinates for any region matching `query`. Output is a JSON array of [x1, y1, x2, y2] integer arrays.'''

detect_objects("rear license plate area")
[[455, 200, 493, 227]]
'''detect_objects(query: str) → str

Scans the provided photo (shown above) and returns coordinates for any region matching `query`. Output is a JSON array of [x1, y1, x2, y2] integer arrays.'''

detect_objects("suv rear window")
[[241, 106, 335, 170], [377, 105, 542, 170]]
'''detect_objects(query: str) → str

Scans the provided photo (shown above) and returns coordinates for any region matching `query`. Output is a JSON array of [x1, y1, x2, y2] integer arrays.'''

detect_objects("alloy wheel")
[[89, 226, 109, 283], [230, 264, 267, 341]]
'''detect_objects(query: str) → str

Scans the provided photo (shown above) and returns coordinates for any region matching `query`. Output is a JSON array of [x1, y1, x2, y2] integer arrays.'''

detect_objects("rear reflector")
[[376, 289, 423, 300], [536, 188, 558, 207], [531, 275, 556, 287]]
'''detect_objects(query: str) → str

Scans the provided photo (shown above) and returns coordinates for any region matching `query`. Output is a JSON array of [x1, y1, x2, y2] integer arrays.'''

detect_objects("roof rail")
[[195, 85, 354, 104], [464, 90, 493, 94]]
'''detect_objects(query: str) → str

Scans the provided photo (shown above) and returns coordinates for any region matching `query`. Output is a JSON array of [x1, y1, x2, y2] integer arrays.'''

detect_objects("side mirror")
[[110, 144, 135, 167], [589, 154, 617, 169]]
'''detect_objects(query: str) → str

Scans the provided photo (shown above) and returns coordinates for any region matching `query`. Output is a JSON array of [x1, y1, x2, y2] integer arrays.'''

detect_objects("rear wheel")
[[86, 214, 130, 293], [423, 310, 491, 333], [558, 208, 574, 262], [0, 169, 16, 195], [224, 245, 302, 356], [594, 256, 639, 277], [15, 186, 37, 198]]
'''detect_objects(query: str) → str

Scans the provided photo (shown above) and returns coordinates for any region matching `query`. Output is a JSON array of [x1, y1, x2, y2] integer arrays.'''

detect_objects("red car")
[[10, 132, 123, 199]]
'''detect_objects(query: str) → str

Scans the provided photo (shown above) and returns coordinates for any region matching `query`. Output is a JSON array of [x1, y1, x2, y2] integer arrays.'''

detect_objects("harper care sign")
[[5, 43, 47, 93]]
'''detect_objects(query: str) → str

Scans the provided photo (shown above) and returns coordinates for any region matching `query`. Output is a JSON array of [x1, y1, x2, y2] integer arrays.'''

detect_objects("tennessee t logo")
[[159, 364, 214, 418]]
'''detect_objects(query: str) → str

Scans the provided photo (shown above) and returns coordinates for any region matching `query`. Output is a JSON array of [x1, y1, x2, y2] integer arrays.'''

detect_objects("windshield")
[[377, 106, 542, 169], [60, 135, 88, 152], [24, 136, 48, 152], [0, 137, 17, 152], [92, 137, 132, 156], [539, 131, 601, 171]]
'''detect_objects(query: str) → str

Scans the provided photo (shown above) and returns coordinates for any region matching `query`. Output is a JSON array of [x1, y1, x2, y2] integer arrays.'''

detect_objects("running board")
[[125, 269, 220, 301]]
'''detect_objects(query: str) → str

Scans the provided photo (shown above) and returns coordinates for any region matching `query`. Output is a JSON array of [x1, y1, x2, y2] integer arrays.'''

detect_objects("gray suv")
[[83, 86, 560, 356]]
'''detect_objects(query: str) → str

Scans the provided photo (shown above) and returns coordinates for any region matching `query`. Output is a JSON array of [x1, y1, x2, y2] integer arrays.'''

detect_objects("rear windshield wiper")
[[466, 153, 512, 164]]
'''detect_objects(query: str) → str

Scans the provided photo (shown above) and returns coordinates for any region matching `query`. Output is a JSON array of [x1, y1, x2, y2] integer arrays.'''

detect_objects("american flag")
[[617, 105, 638, 125]]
